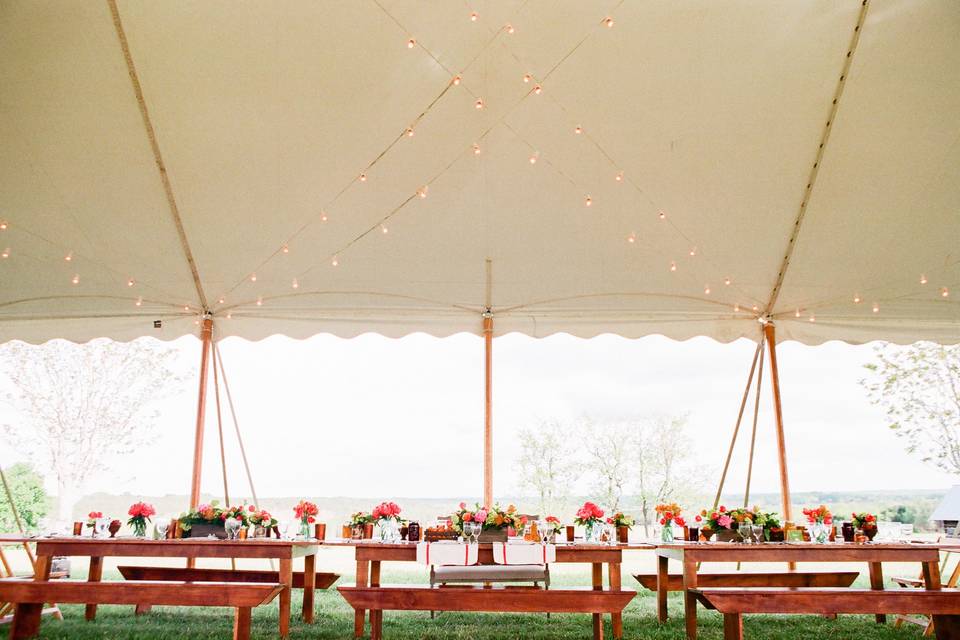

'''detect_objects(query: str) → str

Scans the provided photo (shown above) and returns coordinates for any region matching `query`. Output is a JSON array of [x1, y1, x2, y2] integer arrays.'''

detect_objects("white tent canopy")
[[1, 0, 957, 345]]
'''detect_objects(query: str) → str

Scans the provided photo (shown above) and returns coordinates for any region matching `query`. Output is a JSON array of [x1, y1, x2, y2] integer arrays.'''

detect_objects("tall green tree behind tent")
[[861, 344, 960, 474], [0, 463, 48, 533]]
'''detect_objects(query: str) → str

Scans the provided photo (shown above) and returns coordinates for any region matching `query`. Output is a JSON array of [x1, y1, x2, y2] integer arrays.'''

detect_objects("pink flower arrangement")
[[294, 500, 319, 524], [574, 501, 605, 525], [372, 501, 402, 522]]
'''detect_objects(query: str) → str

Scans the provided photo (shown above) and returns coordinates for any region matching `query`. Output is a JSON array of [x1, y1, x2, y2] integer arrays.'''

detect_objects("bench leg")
[[233, 607, 252, 640], [592, 562, 603, 639], [135, 603, 153, 615], [723, 613, 743, 640], [355, 559, 369, 637], [868, 562, 887, 624], [609, 561, 622, 639], [279, 557, 292, 638], [656, 555, 668, 622], [933, 615, 960, 640], [303, 553, 316, 624], [85, 556, 104, 621], [370, 609, 382, 640], [11, 603, 43, 640]]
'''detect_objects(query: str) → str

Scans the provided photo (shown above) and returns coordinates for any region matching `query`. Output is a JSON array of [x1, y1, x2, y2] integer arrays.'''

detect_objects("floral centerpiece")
[[607, 512, 635, 543], [126, 501, 156, 537], [753, 509, 782, 541], [851, 512, 878, 540], [803, 505, 833, 543], [349, 511, 373, 539], [574, 501, 606, 543], [372, 501, 402, 541], [293, 500, 319, 538], [655, 503, 686, 542], [247, 507, 277, 537], [85, 511, 104, 529], [178, 501, 226, 538], [700, 506, 738, 542], [451, 503, 526, 542]]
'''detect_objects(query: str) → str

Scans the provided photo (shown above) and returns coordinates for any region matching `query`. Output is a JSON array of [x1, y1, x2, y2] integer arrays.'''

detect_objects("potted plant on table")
[[451, 503, 525, 542], [803, 505, 833, 544], [178, 502, 227, 538], [575, 502, 606, 543], [655, 504, 685, 543], [372, 501, 402, 542], [127, 501, 156, 538], [606, 512, 635, 543], [293, 500, 319, 539], [349, 511, 373, 539], [544, 516, 563, 543], [754, 510, 783, 542], [700, 506, 740, 542], [851, 512, 878, 541], [247, 507, 277, 538]]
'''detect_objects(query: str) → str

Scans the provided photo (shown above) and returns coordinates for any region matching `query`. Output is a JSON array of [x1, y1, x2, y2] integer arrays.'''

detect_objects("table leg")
[[683, 558, 699, 640], [609, 561, 623, 639], [302, 553, 316, 623], [592, 563, 603, 640], [355, 559, 369, 638], [923, 559, 943, 590], [723, 613, 744, 640], [868, 561, 886, 624], [656, 554, 669, 622], [279, 557, 293, 638], [11, 603, 43, 640], [85, 556, 103, 621]]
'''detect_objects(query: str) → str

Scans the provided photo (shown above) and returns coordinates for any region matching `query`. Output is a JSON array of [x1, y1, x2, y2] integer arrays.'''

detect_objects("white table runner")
[[491, 542, 556, 565], [416, 541, 479, 566]]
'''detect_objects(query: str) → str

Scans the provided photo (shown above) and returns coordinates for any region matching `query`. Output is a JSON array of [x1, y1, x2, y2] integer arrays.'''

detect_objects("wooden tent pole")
[[189, 318, 213, 512], [712, 337, 764, 509], [483, 313, 493, 509], [210, 345, 231, 509], [763, 322, 793, 524], [743, 344, 766, 508]]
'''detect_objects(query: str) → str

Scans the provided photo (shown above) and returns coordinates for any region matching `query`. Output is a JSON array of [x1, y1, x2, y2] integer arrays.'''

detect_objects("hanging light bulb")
[[669, 261, 677, 272], [704, 285, 711, 295], [795, 309, 801, 318], [417, 185, 429, 198], [872, 302, 879, 313], [0, 221, 6, 230], [853, 294, 861, 303], [0, 248, 9, 259], [574, 125, 582, 135], [752, 304, 759, 312], [127, 278, 135, 287], [359, 173, 367, 182], [809, 314, 816, 322], [473, 143, 481, 155], [658, 210, 666, 220], [505, 23, 515, 34], [584, 195, 592, 207], [920, 274, 928, 285], [183, 305, 190, 312], [942, 287, 950, 298], [135, 297, 142, 307], [470, 11, 478, 21], [734, 303, 740, 312], [604, 16, 614, 28], [689, 247, 697, 256], [71, 273, 79, 284], [226, 312, 232, 319], [475, 98, 484, 110], [256, 296, 263, 306], [320, 211, 328, 222], [523, 74, 532, 83], [452, 75, 462, 86], [533, 84, 542, 95], [292, 278, 299, 289], [724, 277, 731, 286], [615, 171, 624, 182], [250, 273, 257, 282], [64, 252, 73, 262], [407, 38, 416, 48], [405, 127, 415, 137], [626, 232, 636, 244], [529, 152, 539, 164], [381, 224, 389, 234], [331, 255, 339, 267], [282, 244, 289, 253], [218, 297, 225, 305]]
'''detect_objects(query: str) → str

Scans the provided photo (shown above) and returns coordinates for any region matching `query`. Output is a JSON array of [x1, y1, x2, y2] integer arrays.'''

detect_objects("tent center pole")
[[764, 322, 794, 568], [187, 317, 213, 567], [483, 312, 493, 509]]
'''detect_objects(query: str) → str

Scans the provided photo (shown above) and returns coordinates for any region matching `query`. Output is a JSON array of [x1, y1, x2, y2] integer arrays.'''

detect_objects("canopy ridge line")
[[712, 332, 764, 510], [764, 0, 871, 316], [209, 345, 236, 570], [107, 0, 208, 310]]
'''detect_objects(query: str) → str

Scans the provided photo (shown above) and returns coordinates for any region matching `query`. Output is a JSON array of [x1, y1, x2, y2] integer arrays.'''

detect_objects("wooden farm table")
[[0, 534, 319, 638], [655, 541, 944, 640], [324, 539, 652, 640]]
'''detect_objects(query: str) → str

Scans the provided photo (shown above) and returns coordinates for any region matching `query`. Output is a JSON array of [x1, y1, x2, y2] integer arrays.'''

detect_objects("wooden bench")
[[693, 587, 960, 640], [634, 570, 859, 592], [339, 585, 635, 640], [0, 579, 283, 640]]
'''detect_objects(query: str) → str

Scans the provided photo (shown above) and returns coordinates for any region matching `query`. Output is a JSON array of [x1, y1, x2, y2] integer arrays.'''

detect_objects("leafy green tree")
[[861, 343, 960, 474], [0, 463, 48, 533], [880, 503, 933, 530]]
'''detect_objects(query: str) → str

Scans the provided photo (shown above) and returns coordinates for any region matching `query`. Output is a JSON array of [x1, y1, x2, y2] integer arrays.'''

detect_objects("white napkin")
[[416, 541, 479, 566], [491, 542, 556, 565]]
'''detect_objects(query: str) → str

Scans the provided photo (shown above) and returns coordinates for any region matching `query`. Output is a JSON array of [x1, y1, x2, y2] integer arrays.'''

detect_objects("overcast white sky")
[[1, 334, 955, 500]]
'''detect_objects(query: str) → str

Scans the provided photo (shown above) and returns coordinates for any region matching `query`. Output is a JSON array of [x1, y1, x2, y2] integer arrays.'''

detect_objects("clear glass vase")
[[299, 518, 311, 539], [810, 521, 830, 544], [660, 522, 675, 543], [132, 520, 147, 538]]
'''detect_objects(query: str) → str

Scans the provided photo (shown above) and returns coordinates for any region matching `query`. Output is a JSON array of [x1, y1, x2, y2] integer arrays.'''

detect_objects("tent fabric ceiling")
[[0, 0, 957, 345]]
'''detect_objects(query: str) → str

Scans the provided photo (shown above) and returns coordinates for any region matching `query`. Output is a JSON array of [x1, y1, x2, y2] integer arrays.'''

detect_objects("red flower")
[[718, 506, 726, 513], [88, 511, 102, 519], [659, 518, 666, 525], [675, 517, 686, 527], [695, 515, 702, 522], [248, 505, 256, 512], [307, 516, 316, 524]]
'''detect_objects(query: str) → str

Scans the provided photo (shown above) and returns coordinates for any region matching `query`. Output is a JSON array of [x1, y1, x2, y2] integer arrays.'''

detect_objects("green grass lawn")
[[28, 570, 929, 639]]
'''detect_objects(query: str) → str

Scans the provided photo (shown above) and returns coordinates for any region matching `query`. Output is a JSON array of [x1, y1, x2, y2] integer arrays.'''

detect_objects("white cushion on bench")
[[433, 564, 548, 582]]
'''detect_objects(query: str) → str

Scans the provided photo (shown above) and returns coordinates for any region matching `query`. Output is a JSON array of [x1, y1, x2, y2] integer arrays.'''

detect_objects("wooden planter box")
[[478, 528, 508, 543], [183, 523, 227, 539]]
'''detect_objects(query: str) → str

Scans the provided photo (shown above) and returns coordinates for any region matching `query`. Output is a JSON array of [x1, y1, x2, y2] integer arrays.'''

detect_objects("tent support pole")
[[743, 343, 766, 509], [764, 322, 794, 568], [483, 313, 493, 509], [210, 345, 235, 570], [187, 317, 213, 568]]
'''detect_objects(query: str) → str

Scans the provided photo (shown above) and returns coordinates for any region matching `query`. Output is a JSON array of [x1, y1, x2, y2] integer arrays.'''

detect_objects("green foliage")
[[880, 503, 933, 526], [861, 343, 960, 474], [0, 463, 48, 533]]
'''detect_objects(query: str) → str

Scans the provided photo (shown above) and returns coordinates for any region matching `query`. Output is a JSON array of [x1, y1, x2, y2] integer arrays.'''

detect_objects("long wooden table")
[[655, 541, 944, 640], [324, 539, 652, 640], [0, 534, 319, 638]]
